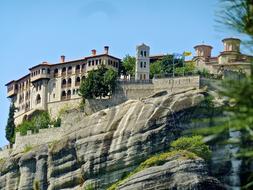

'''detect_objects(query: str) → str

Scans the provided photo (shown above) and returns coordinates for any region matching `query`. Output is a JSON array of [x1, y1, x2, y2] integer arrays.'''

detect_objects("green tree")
[[79, 65, 118, 100], [217, 0, 253, 43], [5, 103, 16, 144], [121, 55, 136, 76], [150, 61, 163, 78]]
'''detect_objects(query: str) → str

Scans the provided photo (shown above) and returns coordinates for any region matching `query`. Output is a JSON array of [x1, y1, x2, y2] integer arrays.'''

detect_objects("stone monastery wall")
[[0, 75, 200, 158]]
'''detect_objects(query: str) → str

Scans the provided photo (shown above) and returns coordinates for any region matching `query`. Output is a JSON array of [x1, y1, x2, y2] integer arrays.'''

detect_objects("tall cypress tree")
[[5, 103, 16, 144]]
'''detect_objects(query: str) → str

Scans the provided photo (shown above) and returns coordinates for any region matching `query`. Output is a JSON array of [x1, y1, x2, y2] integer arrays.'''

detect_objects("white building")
[[135, 43, 150, 80], [6, 46, 121, 125]]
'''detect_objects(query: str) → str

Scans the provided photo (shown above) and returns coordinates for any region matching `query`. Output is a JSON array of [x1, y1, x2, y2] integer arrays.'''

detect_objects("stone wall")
[[10, 76, 200, 155], [120, 75, 200, 100], [13, 128, 66, 154], [47, 98, 81, 119], [0, 145, 11, 159]]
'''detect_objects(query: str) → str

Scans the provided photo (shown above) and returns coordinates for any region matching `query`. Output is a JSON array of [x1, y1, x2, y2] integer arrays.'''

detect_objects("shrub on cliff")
[[107, 136, 210, 190], [16, 110, 61, 135], [170, 135, 211, 160]]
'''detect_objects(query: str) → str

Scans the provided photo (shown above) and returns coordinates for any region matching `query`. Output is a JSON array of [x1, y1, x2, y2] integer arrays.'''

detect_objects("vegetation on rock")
[[16, 110, 61, 136], [107, 135, 210, 190]]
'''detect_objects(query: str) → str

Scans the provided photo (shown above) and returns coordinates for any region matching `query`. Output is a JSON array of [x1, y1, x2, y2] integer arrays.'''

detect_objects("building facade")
[[6, 46, 120, 125], [135, 43, 150, 80], [193, 38, 253, 76]]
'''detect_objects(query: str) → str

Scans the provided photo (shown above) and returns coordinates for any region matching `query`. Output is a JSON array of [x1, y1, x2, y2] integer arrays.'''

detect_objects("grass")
[[107, 150, 197, 190], [23, 145, 33, 153]]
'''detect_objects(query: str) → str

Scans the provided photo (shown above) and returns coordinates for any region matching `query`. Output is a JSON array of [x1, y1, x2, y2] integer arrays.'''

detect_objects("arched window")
[[81, 64, 85, 72], [76, 65, 80, 74], [54, 68, 58, 77], [62, 67, 66, 76], [62, 79, 67, 88], [140, 62, 143, 68], [75, 77, 81, 86], [67, 90, 71, 99], [144, 62, 146, 68], [73, 89, 76, 95], [61, 91, 66, 100], [67, 66, 72, 75], [36, 94, 41, 104], [67, 78, 72, 87]]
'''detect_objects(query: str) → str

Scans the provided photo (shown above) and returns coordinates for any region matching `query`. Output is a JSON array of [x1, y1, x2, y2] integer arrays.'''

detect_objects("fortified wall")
[[0, 75, 200, 158]]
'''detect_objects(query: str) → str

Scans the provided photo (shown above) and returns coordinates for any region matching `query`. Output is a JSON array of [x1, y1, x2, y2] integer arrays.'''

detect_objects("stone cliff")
[[0, 88, 223, 190]]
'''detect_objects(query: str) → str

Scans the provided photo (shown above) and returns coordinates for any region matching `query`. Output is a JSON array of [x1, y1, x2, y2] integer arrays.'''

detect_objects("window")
[[88, 61, 91, 66], [53, 94, 55, 98], [140, 62, 143, 68], [140, 74, 142, 80], [54, 69, 58, 77], [144, 62, 146, 68], [73, 89, 76, 95], [47, 68, 50, 74], [143, 74, 146, 80], [76, 65, 80, 73], [144, 51, 147, 57], [62, 79, 67, 88], [76, 77, 81, 86], [67, 78, 72, 87], [61, 91, 66, 100], [36, 94, 41, 104], [67, 66, 72, 75], [92, 60, 94, 66], [67, 90, 71, 99], [96, 60, 98, 65], [62, 67, 66, 76], [140, 51, 143, 57], [42, 68, 46, 74]]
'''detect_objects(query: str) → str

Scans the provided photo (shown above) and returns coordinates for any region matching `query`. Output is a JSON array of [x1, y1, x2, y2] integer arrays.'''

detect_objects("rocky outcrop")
[[118, 154, 225, 190], [0, 88, 222, 190]]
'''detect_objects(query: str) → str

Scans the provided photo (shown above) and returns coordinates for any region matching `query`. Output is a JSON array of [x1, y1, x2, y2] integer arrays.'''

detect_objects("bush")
[[170, 136, 211, 160], [16, 110, 61, 135]]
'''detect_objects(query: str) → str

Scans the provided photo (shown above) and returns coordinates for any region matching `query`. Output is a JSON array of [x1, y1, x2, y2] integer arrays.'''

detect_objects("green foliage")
[[121, 54, 136, 76], [107, 136, 210, 190], [51, 118, 61, 128], [23, 145, 33, 153], [16, 110, 61, 135], [217, 0, 253, 43], [150, 60, 163, 79], [33, 180, 40, 190], [79, 65, 117, 100], [84, 183, 95, 190], [170, 136, 211, 160], [5, 103, 16, 144]]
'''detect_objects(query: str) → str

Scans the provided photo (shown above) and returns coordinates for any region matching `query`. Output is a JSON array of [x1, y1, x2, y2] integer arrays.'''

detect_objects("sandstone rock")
[[117, 155, 225, 190], [0, 89, 222, 190]]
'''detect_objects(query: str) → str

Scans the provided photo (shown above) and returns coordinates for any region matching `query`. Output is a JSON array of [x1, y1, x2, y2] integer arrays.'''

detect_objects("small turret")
[[194, 44, 213, 58], [222, 38, 241, 52]]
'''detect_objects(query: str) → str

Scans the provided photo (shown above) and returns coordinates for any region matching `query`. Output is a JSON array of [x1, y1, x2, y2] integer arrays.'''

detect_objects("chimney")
[[91, 49, 97, 56], [60, 55, 65, 63], [104, 46, 109, 54]]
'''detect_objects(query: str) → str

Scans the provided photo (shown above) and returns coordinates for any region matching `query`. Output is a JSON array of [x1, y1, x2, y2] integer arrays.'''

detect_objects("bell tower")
[[135, 43, 150, 80]]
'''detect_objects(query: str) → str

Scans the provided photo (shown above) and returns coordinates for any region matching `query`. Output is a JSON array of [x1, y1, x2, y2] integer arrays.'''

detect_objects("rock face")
[[0, 88, 222, 190], [118, 155, 225, 190]]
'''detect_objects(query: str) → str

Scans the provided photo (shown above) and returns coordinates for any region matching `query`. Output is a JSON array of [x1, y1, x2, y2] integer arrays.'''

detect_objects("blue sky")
[[0, 0, 248, 147]]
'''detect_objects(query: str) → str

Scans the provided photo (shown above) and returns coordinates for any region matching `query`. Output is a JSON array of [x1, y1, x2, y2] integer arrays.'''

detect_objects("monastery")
[[5, 38, 253, 125]]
